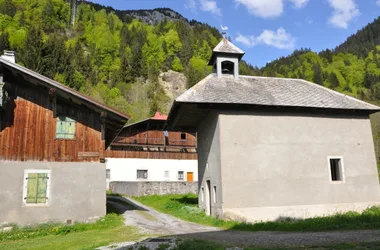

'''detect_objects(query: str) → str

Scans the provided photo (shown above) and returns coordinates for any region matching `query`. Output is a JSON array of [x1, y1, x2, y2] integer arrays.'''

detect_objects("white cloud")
[[235, 28, 296, 50], [289, 0, 309, 8], [234, 0, 283, 18], [199, 0, 222, 16], [234, 0, 309, 18], [377, 0, 380, 6], [328, 0, 360, 29], [184, 0, 222, 16]]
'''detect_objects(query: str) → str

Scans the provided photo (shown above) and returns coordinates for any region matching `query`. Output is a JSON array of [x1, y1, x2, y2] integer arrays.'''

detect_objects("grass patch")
[[0, 213, 146, 249], [0, 225, 144, 250], [0, 213, 125, 242], [134, 194, 380, 232]]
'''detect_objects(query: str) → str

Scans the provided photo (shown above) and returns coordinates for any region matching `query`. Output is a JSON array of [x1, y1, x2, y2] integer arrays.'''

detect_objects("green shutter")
[[55, 116, 76, 139], [26, 173, 48, 204]]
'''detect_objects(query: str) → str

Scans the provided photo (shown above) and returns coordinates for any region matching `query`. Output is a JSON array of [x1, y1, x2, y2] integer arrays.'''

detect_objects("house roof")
[[166, 74, 380, 131], [151, 111, 168, 120], [176, 74, 379, 110], [0, 58, 130, 147]]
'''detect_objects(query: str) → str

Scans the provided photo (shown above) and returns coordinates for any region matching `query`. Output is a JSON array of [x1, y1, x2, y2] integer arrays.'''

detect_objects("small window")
[[23, 170, 51, 205], [329, 158, 343, 182], [56, 116, 76, 139], [201, 187, 204, 202], [106, 169, 110, 179], [137, 170, 148, 180], [178, 171, 184, 181], [181, 133, 186, 140], [213, 186, 217, 203], [164, 171, 170, 179]]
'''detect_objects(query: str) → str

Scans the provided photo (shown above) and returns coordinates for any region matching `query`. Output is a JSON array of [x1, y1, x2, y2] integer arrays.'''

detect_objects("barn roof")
[[0, 58, 130, 147]]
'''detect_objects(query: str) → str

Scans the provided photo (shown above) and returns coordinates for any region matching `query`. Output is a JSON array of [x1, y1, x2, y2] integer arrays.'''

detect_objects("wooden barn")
[[105, 111, 198, 184], [0, 53, 129, 225]]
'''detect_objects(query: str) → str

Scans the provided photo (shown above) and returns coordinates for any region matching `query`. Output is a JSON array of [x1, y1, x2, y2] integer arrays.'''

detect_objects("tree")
[[312, 63, 323, 85], [0, 0, 16, 17], [329, 72, 340, 88], [21, 26, 45, 73], [0, 32, 9, 52]]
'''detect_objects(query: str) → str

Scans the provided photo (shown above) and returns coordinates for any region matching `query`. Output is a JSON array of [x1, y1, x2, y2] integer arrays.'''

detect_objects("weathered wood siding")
[[113, 130, 197, 148], [108, 127, 198, 160], [0, 78, 104, 162]]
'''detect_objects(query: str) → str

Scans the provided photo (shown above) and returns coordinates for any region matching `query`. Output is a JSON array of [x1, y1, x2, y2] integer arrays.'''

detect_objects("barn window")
[[106, 169, 111, 179], [23, 170, 51, 206], [178, 171, 184, 181], [55, 116, 76, 139], [329, 157, 344, 182], [181, 133, 186, 140], [137, 170, 148, 180]]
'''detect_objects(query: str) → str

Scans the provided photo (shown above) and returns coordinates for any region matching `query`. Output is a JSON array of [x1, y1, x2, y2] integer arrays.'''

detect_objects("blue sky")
[[90, 0, 380, 67]]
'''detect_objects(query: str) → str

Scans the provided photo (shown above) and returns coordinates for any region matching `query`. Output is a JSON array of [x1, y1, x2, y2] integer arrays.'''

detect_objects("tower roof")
[[208, 38, 245, 65], [213, 38, 245, 54]]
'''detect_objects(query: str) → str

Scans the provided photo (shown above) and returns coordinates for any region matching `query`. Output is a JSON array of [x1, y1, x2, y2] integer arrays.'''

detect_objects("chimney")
[[1, 51, 16, 63]]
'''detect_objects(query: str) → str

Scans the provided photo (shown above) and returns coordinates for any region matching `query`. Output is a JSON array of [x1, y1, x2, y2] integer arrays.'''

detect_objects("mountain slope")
[[0, 0, 238, 122]]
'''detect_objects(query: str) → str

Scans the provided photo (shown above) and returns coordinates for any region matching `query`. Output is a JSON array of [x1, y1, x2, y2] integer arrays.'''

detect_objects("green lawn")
[[134, 194, 380, 232], [0, 213, 147, 250]]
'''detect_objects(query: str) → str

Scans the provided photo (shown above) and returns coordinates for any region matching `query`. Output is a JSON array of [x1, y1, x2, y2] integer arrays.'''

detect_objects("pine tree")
[[21, 26, 45, 73], [312, 63, 323, 85]]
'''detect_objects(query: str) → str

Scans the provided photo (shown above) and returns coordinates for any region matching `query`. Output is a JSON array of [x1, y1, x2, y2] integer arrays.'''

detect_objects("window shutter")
[[26, 173, 48, 204], [55, 116, 76, 139]]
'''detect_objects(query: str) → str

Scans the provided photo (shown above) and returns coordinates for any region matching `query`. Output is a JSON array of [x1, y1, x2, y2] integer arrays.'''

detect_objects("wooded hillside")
[[0, 0, 259, 122], [1, 0, 380, 126]]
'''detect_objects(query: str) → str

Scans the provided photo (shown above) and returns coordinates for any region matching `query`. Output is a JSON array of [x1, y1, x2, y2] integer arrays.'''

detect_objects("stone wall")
[[110, 181, 198, 196]]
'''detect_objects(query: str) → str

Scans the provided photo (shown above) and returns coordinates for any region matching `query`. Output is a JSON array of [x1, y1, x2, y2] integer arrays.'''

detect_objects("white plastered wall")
[[105, 158, 198, 187], [218, 110, 380, 222]]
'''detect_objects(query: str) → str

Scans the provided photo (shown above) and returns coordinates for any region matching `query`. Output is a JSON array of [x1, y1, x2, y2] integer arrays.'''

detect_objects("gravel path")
[[106, 196, 380, 248]]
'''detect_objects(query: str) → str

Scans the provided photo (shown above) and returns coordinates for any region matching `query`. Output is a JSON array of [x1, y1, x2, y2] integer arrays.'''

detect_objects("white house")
[[166, 38, 380, 222], [105, 112, 198, 188]]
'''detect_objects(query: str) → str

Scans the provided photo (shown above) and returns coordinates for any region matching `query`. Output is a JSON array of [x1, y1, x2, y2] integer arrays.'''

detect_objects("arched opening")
[[221, 61, 234, 75]]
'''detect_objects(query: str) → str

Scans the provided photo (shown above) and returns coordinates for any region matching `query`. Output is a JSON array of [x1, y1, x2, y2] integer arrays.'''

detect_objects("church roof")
[[176, 74, 379, 111]]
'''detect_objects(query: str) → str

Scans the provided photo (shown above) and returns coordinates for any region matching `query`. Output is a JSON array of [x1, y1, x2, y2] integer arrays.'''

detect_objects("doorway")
[[206, 180, 211, 216], [187, 172, 194, 182]]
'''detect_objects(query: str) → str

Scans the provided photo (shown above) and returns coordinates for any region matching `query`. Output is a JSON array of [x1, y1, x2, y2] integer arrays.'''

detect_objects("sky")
[[90, 0, 380, 67]]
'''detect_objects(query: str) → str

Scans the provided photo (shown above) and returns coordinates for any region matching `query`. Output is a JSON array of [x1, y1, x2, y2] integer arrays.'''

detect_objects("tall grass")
[[135, 194, 380, 232]]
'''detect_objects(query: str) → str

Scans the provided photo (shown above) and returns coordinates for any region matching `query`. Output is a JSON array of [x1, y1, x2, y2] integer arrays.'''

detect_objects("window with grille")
[[178, 171, 184, 181], [56, 116, 76, 139], [106, 169, 110, 179], [137, 170, 148, 180], [23, 170, 51, 205]]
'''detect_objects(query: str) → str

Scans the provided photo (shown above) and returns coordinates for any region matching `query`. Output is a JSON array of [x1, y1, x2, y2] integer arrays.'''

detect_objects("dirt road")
[[107, 196, 380, 248]]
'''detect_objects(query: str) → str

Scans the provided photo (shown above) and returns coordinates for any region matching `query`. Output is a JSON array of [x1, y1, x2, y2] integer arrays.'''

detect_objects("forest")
[[1, 0, 380, 123], [0, 0, 257, 122]]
